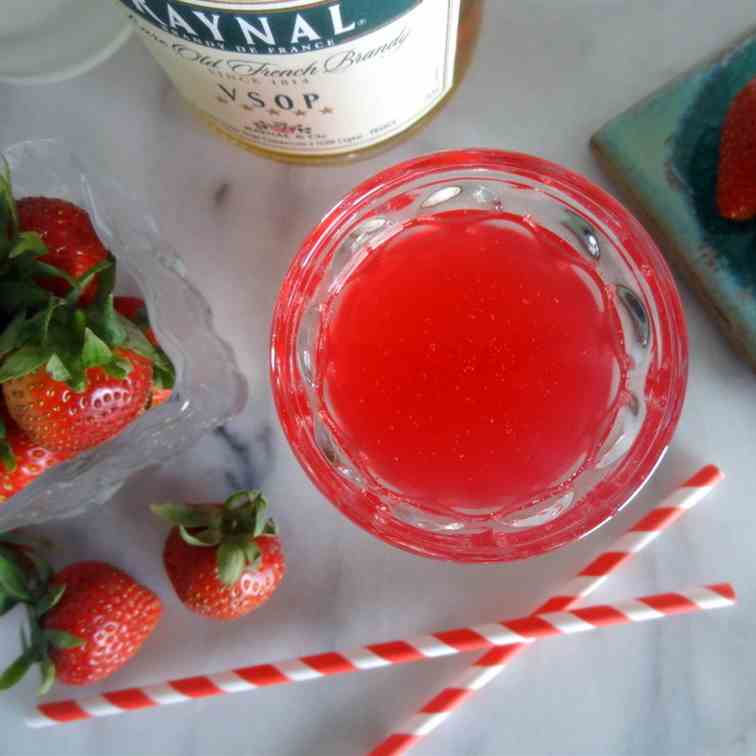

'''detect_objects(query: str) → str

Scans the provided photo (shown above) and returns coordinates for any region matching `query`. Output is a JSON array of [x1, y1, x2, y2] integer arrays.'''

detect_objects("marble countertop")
[[2, 2, 756, 755]]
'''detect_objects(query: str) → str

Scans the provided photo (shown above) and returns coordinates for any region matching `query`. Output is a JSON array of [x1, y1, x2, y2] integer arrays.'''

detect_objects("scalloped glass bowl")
[[0, 139, 247, 531], [271, 149, 688, 562]]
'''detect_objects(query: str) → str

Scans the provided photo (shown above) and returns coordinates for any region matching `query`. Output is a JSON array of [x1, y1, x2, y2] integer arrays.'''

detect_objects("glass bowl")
[[271, 149, 688, 562], [0, 139, 247, 531]]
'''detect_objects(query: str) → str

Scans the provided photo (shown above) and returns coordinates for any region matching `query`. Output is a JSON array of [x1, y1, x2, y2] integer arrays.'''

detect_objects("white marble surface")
[[1, 3, 756, 755]]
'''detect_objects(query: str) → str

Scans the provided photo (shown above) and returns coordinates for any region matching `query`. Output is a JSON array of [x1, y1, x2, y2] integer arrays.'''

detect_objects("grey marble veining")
[[1, 2, 756, 755]]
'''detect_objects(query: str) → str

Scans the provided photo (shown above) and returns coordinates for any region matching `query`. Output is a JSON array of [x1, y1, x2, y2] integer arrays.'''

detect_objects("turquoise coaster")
[[592, 31, 756, 370]]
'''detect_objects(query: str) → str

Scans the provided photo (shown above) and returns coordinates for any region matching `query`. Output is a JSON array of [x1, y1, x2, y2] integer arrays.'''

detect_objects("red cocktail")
[[271, 150, 687, 561]]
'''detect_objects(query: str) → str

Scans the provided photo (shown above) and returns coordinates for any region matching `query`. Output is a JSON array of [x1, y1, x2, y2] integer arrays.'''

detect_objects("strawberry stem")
[[153, 491, 277, 587]]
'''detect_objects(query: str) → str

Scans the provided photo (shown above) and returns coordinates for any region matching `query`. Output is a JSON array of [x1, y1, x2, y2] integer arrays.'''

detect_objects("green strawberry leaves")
[[103, 357, 132, 380], [253, 498, 273, 537], [0, 650, 34, 691], [86, 293, 127, 346], [0, 345, 52, 383], [64, 260, 112, 307], [0, 302, 64, 360], [0, 300, 150, 392], [118, 315, 174, 386], [178, 526, 222, 547], [25, 554, 54, 593], [0, 312, 27, 357], [0, 445, 13, 474], [0, 540, 53, 599], [0, 530, 83, 696], [9, 232, 47, 261], [243, 541, 262, 569], [0, 282, 51, 313], [39, 627, 83, 693], [152, 356, 176, 391], [43, 629, 83, 650], [37, 656, 56, 696], [81, 328, 113, 369], [217, 543, 246, 585], [153, 491, 278, 587], [0, 550, 32, 602], [34, 585, 65, 618], [45, 353, 71, 383], [0, 605, 81, 695], [151, 502, 217, 529], [26, 259, 75, 284], [0, 417, 15, 473], [225, 491, 252, 511]]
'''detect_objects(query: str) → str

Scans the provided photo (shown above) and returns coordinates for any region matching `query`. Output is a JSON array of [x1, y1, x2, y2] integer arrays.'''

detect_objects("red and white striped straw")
[[368, 464, 724, 756], [27, 581, 734, 728]]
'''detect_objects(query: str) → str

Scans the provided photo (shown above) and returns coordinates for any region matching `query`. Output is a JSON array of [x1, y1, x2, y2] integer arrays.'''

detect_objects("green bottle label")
[[120, 0, 420, 55]]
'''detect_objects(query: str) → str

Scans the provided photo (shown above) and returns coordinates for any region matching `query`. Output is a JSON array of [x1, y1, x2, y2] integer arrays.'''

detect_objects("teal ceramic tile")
[[592, 31, 756, 369]]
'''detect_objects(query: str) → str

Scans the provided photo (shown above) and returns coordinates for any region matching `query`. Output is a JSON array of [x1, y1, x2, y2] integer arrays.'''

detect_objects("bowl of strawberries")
[[0, 139, 246, 531]]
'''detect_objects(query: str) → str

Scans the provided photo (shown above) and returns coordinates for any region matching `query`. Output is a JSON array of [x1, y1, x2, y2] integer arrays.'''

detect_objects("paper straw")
[[368, 464, 724, 756], [28, 580, 734, 728]]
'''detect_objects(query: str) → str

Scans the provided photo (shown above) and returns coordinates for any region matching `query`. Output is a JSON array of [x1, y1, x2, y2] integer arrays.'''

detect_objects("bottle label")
[[119, 0, 462, 156]]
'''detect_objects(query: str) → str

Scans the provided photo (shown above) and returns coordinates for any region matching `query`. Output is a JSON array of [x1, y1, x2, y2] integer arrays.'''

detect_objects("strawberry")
[[153, 491, 285, 621], [0, 551, 161, 692], [114, 297, 172, 408], [16, 197, 108, 305], [0, 404, 68, 503], [2, 347, 152, 454], [42, 562, 161, 686], [0, 163, 175, 455], [716, 77, 756, 221]]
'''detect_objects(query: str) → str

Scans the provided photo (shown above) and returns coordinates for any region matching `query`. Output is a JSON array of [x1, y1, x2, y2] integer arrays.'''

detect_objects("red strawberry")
[[716, 77, 756, 221], [2, 348, 152, 454], [114, 297, 172, 408], [0, 404, 68, 503], [42, 562, 161, 685], [0, 556, 161, 692], [16, 197, 108, 305], [153, 491, 285, 621]]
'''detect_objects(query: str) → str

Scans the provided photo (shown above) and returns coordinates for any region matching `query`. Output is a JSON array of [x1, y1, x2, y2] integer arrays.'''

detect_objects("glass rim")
[[271, 148, 689, 562]]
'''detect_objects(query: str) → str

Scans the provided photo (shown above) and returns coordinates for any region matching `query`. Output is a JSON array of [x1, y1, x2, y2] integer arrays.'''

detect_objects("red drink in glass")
[[272, 150, 687, 561]]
